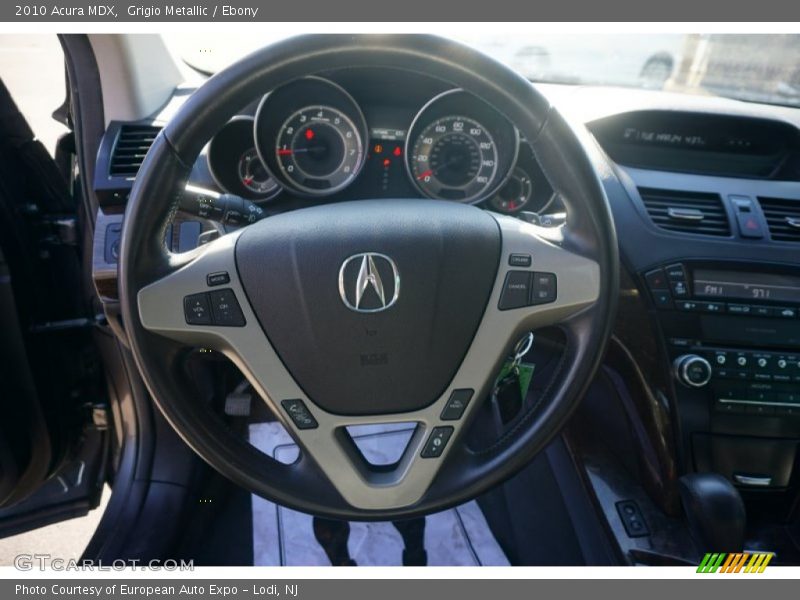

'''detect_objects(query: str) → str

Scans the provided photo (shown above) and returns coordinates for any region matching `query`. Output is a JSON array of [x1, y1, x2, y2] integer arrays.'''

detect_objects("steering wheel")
[[119, 34, 618, 520]]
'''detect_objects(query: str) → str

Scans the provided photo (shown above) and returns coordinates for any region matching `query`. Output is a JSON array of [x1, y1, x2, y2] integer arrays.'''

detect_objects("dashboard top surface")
[[95, 66, 800, 274]]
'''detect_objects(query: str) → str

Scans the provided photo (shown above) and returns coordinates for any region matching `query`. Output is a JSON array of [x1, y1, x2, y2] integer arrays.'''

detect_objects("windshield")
[[165, 33, 800, 108]]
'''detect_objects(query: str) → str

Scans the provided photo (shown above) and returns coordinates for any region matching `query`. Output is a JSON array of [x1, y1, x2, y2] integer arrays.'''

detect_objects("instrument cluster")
[[206, 76, 558, 215]]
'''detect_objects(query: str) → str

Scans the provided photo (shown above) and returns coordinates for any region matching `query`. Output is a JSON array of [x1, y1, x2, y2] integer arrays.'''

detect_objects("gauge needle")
[[417, 155, 467, 180], [277, 146, 325, 156]]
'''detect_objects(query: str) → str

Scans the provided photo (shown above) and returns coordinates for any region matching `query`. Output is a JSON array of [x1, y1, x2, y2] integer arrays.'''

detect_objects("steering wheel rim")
[[119, 34, 619, 520]]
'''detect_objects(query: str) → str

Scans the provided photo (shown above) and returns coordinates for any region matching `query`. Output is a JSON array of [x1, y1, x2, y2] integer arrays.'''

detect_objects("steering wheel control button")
[[184, 293, 212, 325], [421, 426, 454, 458], [208, 289, 246, 327], [531, 272, 557, 304], [508, 253, 532, 267], [281, 399, 318, 430], [440, 389, 474, 421], [499, 271, 532, 310], [206, 271, 231, 287]]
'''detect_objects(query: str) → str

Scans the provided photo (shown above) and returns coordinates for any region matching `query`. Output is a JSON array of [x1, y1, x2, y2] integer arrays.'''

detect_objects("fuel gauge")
[[489, 167, 533, 213], [238, 148, 279, 197]]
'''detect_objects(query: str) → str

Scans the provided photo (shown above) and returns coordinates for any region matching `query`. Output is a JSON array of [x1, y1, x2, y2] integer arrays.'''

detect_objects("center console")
[[643, 260, 800, 491]]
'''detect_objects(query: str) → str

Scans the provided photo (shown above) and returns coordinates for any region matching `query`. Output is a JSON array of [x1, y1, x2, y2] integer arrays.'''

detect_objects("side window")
[[0, 34, 68, 157]]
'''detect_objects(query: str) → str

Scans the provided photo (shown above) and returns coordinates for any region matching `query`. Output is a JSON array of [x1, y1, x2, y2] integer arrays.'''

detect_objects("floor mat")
[[249, 422, 510, 566]]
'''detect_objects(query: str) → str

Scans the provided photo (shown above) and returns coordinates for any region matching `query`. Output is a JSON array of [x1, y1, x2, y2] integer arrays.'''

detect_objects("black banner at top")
[[2, 0, 798, 22]]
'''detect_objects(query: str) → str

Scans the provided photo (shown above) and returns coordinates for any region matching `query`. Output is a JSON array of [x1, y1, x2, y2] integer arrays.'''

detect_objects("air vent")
[[758, 197, 800, 242], [109, 124, 161, 177], [639, 188, 730, 237]]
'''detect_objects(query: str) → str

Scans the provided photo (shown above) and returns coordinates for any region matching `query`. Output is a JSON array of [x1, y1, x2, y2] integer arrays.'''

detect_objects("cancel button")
[[499, 271, 532, 310]]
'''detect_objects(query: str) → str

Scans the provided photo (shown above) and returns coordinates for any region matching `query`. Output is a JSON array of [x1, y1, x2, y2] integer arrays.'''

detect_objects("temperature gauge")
[[489, 167, 533, 213]]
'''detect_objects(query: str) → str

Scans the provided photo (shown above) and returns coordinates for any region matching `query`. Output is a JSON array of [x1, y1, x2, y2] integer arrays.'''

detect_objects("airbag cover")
[[235, 200, 501, 415]]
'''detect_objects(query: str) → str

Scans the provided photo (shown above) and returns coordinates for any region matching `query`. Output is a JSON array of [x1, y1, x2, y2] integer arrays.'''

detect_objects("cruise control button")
[[208, 288, 246, 327], [508, 253, 532, 267], [184, 293, 212, 325], [421, 426, 454, 458], [531, 272, 557, 304], [281, 399, 318, 429], [441, 389, 473, 421], [498, 271, 532, 310]]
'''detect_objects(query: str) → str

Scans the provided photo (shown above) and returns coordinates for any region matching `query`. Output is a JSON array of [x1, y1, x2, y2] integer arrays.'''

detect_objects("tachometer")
[[409, 116, 498, 202], [275, 105, 364, 195], [255, 77, 369, 198]]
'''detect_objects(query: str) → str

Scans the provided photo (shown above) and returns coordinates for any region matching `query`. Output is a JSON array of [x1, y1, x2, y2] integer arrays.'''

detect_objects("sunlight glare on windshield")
[[163, 33, 800, 109]]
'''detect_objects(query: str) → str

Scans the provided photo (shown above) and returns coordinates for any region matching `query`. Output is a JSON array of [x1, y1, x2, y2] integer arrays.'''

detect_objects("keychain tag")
[[517, 362, 535, 400], [492, 333, 535, 424]]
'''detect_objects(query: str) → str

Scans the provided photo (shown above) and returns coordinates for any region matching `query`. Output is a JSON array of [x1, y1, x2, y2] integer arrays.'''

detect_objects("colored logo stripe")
[[697, 552, 774, 573]]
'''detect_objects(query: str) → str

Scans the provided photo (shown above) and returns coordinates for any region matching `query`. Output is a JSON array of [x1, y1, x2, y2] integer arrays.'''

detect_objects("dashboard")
[[87, 50, 800, 555], [91, 61, 800, 531], [193, 69, 559, 217]]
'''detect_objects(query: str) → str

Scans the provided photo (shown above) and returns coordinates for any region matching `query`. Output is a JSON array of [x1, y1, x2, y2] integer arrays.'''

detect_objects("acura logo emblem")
[[338, 253, 400, 313]]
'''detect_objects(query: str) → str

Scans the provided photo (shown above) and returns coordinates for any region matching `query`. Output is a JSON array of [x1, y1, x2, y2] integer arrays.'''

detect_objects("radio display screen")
[[693, 269, 800, 303]]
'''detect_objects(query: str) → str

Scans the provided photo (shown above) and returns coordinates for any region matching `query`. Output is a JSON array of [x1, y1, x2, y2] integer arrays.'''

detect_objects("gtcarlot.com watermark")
[[13, 554, 194, 571]]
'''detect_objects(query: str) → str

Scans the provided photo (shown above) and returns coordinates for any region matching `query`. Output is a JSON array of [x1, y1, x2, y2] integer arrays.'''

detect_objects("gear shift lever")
[[679, 473, 746, 552]]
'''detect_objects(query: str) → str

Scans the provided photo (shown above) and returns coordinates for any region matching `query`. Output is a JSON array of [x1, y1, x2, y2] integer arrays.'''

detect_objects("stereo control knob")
[[673, 354, 713, 388]]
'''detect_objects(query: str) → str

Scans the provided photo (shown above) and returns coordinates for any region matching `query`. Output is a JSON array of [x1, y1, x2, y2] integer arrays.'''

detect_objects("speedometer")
[[275, 105, 364, 195], [409, 116, 499, 202]]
